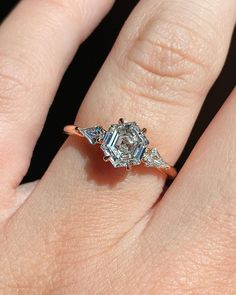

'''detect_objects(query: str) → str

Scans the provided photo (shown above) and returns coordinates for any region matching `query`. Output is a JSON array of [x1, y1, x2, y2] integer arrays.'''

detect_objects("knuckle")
[[115, 18, 215, 105], [36, 0, 83, 20], [31, 0, 71, 11], [0, 53, 41, 117], [0, 56, 31, 98]]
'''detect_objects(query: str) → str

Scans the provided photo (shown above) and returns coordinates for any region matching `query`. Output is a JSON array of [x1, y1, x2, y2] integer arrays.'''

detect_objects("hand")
[[0, 0, 235, 294]]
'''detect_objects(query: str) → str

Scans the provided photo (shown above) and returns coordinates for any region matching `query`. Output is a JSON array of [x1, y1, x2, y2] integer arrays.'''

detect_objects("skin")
[[0, 0, 235, 294]]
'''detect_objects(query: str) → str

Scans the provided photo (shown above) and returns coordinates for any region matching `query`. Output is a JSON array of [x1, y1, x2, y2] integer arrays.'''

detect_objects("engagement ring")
[[64, 119, 177, 178]]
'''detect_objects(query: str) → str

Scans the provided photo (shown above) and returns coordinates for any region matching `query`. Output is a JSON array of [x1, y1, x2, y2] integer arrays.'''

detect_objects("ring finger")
[[8, 0, 236, 278]]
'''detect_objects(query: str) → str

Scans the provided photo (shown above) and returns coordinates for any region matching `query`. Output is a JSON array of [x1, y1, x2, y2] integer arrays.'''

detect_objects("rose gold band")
[[158, 165, 177, 179]]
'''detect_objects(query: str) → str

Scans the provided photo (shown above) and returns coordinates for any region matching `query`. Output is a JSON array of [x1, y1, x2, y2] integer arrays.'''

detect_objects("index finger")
[[0, 0, 114, 207]]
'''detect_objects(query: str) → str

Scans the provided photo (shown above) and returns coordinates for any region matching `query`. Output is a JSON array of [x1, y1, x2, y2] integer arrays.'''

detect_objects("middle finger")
[[12, 0, 236, 256]]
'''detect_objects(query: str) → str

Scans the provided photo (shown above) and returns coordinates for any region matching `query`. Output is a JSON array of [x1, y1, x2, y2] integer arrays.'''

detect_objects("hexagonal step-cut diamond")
[[143, 148, 168, 169], [101, 122, 149, 168], [80, 126, 105, 145]]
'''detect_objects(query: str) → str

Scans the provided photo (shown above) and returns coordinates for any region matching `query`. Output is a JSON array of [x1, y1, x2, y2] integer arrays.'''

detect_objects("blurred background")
[[1, 0, 236, 183]]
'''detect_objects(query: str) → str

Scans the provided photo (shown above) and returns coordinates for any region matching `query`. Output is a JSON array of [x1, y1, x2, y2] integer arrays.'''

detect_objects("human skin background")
[[0, 0, 235, 294], [1, 0, 235, 182]]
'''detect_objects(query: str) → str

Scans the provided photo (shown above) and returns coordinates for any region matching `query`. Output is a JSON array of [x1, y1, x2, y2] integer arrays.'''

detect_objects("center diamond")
[[101, 122, 149, 168]]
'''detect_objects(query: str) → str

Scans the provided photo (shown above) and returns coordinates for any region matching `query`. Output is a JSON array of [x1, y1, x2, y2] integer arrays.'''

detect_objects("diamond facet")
[[143, 148, 168, 168], [80, 126, 105, 145], [101, 122, 149, 168]]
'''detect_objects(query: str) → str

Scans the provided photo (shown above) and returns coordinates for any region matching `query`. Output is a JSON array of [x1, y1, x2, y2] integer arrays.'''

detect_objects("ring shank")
[[64, 125, 83, 136], [159, 166, 177, 179]]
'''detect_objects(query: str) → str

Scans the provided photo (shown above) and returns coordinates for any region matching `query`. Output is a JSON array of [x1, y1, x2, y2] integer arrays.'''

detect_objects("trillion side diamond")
[[143, 148, 168, 169], [101, 122, 149, 168], [80, 126, 105, 145]]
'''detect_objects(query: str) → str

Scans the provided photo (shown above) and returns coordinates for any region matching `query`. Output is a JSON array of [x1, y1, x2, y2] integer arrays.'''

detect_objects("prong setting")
[[63, 119, 177, 178], [101, 121, 149, 168], [142, 128, 147, 134], [103, 156, 110, 162], [118, 118, 124, 124], [126, 165, 132, 171], [96, 138, 103, 144]]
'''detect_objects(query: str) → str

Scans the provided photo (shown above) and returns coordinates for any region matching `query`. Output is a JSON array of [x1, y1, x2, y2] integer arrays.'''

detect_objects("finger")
[[0, 0, 114, 202], [142, 88, 236, 292], [27, 0, 236, 228], [0, 181, 38, 222], [38, 0, 236, 224], [7, 0, 236, 268]]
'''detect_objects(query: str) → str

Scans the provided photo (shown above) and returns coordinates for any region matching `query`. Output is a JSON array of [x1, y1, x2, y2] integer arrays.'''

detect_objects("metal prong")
[[142, 128, 147, 134], [103, 156, 110, 162], [96, 138, 103, 145], [126, 165, 132, 171], [118, 118, 124, 124]]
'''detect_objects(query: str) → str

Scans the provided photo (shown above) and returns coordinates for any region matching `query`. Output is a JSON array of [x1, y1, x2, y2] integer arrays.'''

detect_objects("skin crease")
[[0, 0, 235, 294]]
